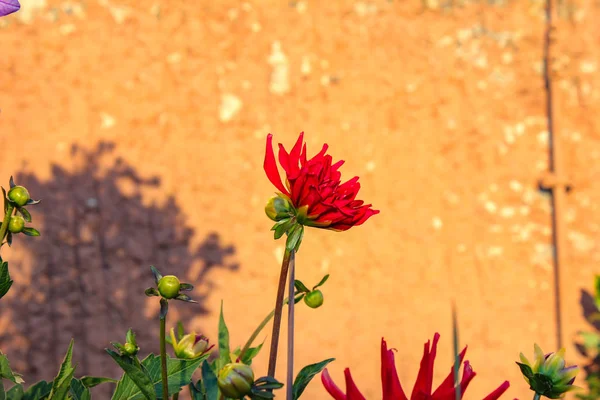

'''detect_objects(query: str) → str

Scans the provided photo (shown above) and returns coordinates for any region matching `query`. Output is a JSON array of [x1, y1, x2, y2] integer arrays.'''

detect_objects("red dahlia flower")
[[321, 334, 510, 400], [264, 132, 379, 231]]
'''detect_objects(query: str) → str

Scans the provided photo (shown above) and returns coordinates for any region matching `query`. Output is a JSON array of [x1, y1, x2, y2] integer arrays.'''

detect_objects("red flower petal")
[[482, 381, 511, 400], [381, 339, 408, 400], [322, 368, 347, 400], [264, 134, 290, 196], [411, 333, 440, 398], [431, 346, 468, 398], [344, 368, 367, 400]]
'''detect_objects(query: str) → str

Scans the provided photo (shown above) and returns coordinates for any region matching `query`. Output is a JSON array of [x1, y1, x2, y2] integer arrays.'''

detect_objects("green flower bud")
[[7, 186, 30, 207], [265, 195, 293, 222], [217, 363, 254, 399], [122, 342, 139, 356], [170, 328, 213, 359], [304, 289, 324, 308], [8, 216, 25, 234], [517, 344, 580, 399], [157, 275, 180, 299]]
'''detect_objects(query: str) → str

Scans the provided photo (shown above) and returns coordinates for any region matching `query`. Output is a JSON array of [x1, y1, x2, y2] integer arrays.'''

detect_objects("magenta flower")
[[0, 0, 20, 17]]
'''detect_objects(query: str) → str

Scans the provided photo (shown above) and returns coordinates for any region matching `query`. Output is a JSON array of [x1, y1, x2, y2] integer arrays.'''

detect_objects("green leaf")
[[240, 339, 265, 366], [22, 381, 52, 400], [6, 233, 11, 247], [271, 219, 293, 240], [452, 305, 460, 400], [21, 228, 40, 237], [80, 376, 118, 388], [48, 339, 75, 400], [0, 353, 24, 384], [0, 380, 4, 400], [106, 349, 155, 400], [313, 274, 330, 290], [6, 384, 23, 400], [0, 260, 13, 300], [69, 379, 90, 400], [2, 187, 7, 214], [294, 280, 310, 294], [217, 301, 230, 371], [16, 208, 31, 223], [292, 358, 335, 400], [516, 362, 534, 380], [201, 361, 218, 400], [24, 199, 40, 206], [110, 353, 205, 400], [8, 177, 14, 189], [150, 266, 162, 285]]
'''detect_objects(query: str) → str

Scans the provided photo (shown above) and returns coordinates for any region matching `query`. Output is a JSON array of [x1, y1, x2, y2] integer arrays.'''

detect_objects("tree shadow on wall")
[[0, 141, 238, 396]]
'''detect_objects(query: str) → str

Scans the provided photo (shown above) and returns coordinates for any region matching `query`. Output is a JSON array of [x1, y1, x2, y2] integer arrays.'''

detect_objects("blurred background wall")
[[1, 0, 600, 398]]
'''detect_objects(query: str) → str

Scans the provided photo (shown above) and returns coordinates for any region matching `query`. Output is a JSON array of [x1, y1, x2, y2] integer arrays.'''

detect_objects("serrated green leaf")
[[292, 358, 335, 400], [21, 228, 40, 237], [0, 380, 5, 400], [0, 353, 24, 385], [16, 208, 31, 223], [110, 353, 205, 400], [0, 261, 13, 300], [6, 383, 23, 400], [69, 379, 90, 400], [107, 350, 155, 400], [80, 376, 117, 388], [313, 274, 330, 290], [217, 301, 230, 371], [48, 339, 75, 400], [22, 381, 52, 400]]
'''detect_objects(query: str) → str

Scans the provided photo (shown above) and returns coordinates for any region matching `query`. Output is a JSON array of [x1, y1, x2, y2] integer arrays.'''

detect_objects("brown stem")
[[267, 248, 292, 378]]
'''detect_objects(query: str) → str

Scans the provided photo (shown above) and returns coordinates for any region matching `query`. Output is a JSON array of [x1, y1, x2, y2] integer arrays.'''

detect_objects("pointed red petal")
[[431, 346, 468, 398], [344, 369, 367, 400], [381, 339, 408, 400], [264, 134, 290, 196], [321, 368, 347, 400], [481, 381, 510, 400], [411, 333, 440, 398]]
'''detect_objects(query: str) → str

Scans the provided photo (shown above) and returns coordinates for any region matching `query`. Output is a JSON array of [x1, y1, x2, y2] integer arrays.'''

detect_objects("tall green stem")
[[172, 394, 179, 400], [0, 203, 14, 251], [533, 393, 541, 400], [239, 292, 300, 361], [160, 316, 169, 400], [286, 251, 296, 399], [267, 249, 292, 378]]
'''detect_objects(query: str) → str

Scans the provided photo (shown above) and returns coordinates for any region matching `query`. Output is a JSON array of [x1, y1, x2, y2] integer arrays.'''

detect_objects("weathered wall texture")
[[1, 0, 599, 398]]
